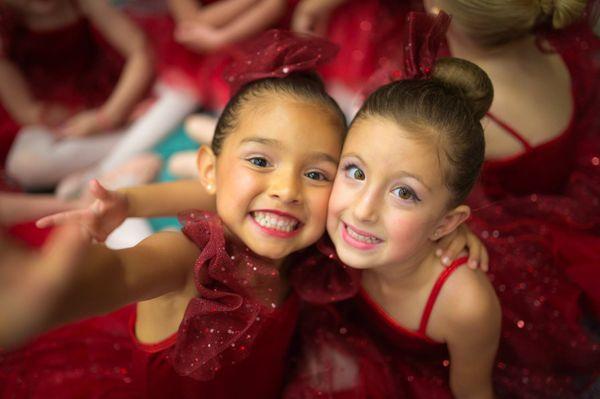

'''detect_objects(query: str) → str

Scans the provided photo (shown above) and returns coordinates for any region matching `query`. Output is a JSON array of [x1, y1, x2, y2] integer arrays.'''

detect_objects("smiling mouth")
[[341, 222, 383, 249], [250, 211, 301, 235]]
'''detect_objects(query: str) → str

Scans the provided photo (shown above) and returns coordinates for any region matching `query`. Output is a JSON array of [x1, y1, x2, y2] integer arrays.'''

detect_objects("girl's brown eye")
[[345, 165, 365, 180], [248, 157, 269, 167], [392, 186, 420, 202]]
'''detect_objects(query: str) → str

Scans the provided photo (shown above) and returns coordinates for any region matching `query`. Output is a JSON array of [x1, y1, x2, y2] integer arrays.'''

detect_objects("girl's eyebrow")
[[307, 152, 339, 165], [241, 137, 338, 165], [240, 137, 282, 147], [343, 152, 431, 191]]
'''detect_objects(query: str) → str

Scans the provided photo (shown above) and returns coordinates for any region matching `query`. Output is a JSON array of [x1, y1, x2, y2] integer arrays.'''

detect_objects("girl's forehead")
[[224, 97, 344, 156]]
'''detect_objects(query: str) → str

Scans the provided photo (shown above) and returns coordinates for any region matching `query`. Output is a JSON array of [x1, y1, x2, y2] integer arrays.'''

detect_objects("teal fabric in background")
[[150, 123, 200, 231]]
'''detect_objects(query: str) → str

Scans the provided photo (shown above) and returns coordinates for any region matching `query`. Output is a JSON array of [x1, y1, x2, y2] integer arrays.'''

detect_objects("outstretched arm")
[[37, 179, 215, 242], [0, 193, 80, 225], [1, 229, 198, 348]]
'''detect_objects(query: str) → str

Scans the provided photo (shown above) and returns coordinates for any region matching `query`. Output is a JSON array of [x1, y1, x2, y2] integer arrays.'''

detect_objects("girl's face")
[[201, 96, 343, 261], [327, 117, 462, 270]]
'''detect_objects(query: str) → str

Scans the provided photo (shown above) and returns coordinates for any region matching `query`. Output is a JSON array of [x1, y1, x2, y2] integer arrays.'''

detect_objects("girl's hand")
[[436, 224, 489, 271], [36, 180, 129, 243], [292, 0, 347, 36], [55, 110, 102, 138], [174, 21, 226, 52], [0, 225, 88, 348]]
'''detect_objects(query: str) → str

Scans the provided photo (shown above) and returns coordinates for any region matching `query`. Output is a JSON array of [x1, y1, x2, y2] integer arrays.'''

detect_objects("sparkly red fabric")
[[317, 0, 415, 91], [0, 307, 136, 399], [0, 9, 124, 165], [223, 29, 339, 94], [284, 259, 469, 399], [290, 236, 361, 305], [362, 10, 450, 97]]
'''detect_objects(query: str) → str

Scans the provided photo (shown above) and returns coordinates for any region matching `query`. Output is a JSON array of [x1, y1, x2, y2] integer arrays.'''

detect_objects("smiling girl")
[[0, 31, 349, 399]]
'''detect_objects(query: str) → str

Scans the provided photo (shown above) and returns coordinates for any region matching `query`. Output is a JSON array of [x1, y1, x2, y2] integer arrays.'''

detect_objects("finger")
[[292, 14, 311, 33], [36, 209, 91, 228], [466, 234, 481, 270], [435, 232, 454, 258], [480, 246, 490, 272], [89, 179, 112, 201], [441, 235, 466, 266]]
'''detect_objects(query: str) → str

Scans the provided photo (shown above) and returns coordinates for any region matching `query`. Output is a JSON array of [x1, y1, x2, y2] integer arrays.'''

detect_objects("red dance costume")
[[0, 7, 124, 165], [126, 211, 301, 399], [285, 258, 469, 399]]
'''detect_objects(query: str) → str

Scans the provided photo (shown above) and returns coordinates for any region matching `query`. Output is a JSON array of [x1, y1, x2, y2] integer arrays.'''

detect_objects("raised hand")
[[37, 180, 129, 243]]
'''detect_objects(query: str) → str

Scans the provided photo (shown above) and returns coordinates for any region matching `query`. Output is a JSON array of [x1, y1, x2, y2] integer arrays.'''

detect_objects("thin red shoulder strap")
[[486, 113, 533, 151], [418, 257, 468, 334]]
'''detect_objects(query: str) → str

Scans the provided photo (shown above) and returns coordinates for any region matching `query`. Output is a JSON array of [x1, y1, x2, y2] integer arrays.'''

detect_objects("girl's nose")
[[352, 186, 379, 223], [268, 169, 302, 204]]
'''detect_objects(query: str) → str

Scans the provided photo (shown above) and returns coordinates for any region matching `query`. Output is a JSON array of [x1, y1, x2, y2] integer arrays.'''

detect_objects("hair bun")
[[540, 0, 587, 29], [431, 57, 493, 120]]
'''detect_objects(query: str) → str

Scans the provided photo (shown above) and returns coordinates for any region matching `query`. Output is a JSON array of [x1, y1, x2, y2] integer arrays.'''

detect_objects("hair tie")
[[223, 29, 339, 93]]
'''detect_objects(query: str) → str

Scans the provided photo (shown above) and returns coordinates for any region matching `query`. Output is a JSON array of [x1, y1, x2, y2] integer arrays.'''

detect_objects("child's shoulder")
[[432, 264, 500, 338]]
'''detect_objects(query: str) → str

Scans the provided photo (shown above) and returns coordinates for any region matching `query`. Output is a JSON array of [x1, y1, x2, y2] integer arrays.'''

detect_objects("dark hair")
[[353, 57, 493, 207], [211, 72, 346, 155]]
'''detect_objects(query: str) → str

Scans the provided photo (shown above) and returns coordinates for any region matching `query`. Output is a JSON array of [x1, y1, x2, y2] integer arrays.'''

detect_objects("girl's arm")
[[46, 231, 198, 329], [0, 225, 88, 348], [292, 0, 348, 35], [37, 179, 215, 242], [123, 179, 215, 218], [445, 278, 501, 399], [0, 58, 44, 125], [214, 0, 286, 45], [58, 0, 153, 137], [169, 0, 256, 28], [0, 193, 80, 225], [175, 0, 287, 52]]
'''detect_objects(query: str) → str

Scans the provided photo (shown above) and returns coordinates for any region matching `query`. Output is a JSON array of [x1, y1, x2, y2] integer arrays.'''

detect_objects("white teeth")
[[346, 225, 380, 244], [252, 211, 299, 232]]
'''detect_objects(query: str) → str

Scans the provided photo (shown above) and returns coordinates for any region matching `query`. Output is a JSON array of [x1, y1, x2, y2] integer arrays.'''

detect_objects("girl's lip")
[[340, 221, 383, 250], [249, 210, 302, 238]]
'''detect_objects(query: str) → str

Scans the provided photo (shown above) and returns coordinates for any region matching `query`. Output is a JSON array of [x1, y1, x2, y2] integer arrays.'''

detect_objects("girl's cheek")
[[385, 213, 432, 253]]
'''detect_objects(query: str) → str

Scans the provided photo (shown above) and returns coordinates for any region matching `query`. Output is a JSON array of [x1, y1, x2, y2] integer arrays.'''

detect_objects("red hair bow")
[[223, 29, 339, 93], [402, 10, 451, 79], [364, 11, 450, 95]]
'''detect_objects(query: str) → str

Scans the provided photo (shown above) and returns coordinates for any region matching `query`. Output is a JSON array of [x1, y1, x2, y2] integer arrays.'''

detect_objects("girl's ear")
[[430, 205, 471, 241], [196, 145, 217, 194]]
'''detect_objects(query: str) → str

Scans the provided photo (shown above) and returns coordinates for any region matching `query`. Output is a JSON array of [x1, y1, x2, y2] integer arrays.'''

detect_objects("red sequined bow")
[[364, 11, 450, 94], [402, 10, 451, 79], [223, 29, 339, 93]]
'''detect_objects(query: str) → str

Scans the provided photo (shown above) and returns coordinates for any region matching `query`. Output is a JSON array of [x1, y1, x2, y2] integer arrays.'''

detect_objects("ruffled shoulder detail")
[[290, 236, 361, 305], [172, 210, 288, 381]]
